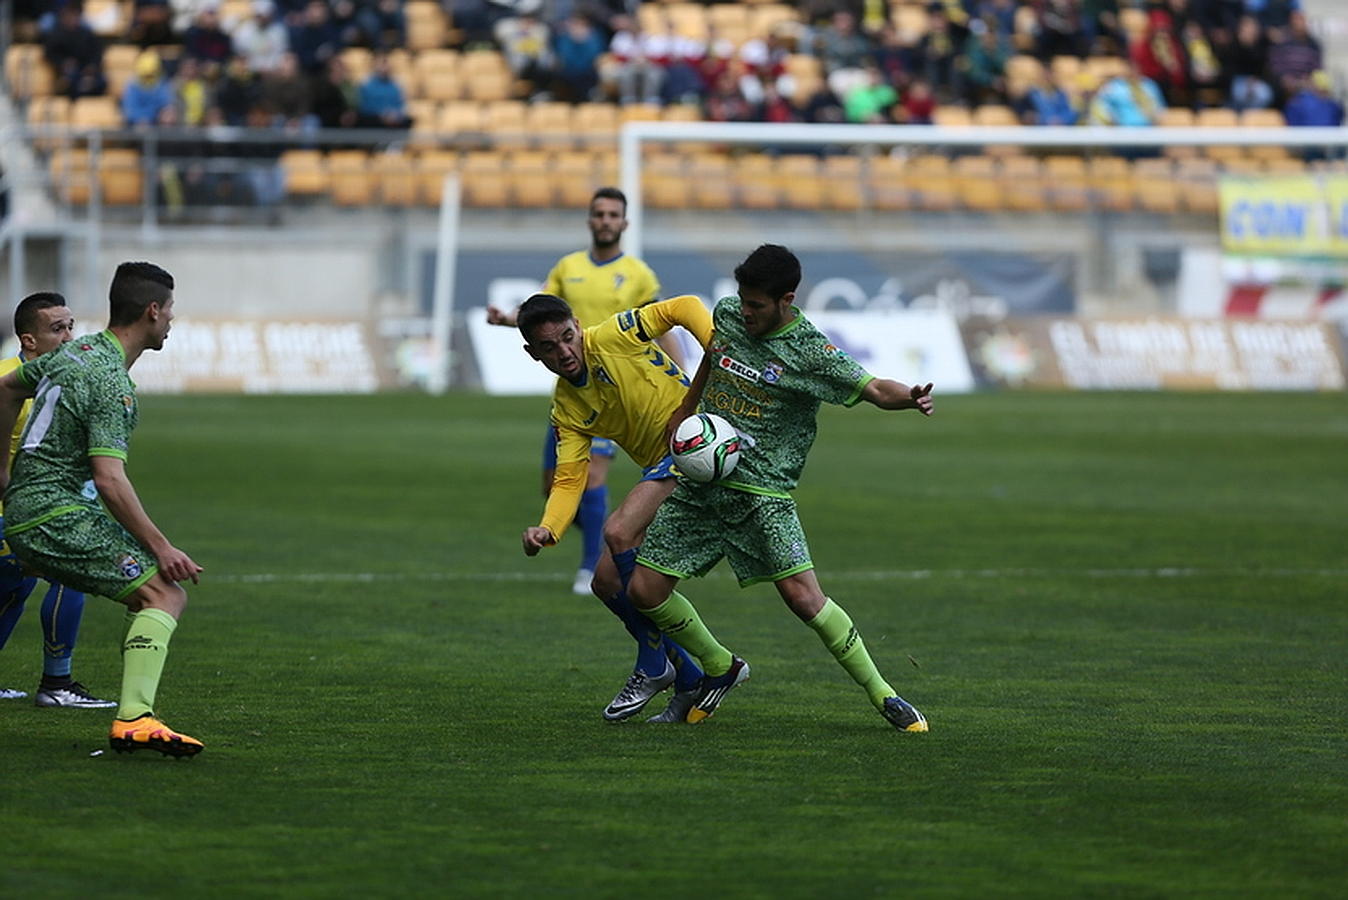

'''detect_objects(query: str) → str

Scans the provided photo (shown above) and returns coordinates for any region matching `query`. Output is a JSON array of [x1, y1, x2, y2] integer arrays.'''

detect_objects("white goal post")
[[618, 122, 1348, 261]]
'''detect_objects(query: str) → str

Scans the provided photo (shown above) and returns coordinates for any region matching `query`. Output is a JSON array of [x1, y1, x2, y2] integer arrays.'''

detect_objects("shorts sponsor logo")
[[118, 555, 142, 579], [718, 354, 761, 383], [762, 361, 784, 384]]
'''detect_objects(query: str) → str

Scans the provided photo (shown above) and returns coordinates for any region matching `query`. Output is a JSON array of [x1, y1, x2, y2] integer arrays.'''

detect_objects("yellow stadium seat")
[[1044, 156, 1089, 211], [104, 44, 141, 98], [907, 155, 956, 210], [98, 148, 142, 206], [868, 154, 911, 211], [688, 152, 733, 209], [1133, 158, 1178, 213], [644, 151, 688, 209], [6, 44, 54, 99], [373, 151, 418, 206], [734, 153, 779, 210], [70, 96, 122, 130], [777, 154, 825, 210], [933, 107, 973, 128], [341, 47, 373, 83], [484, 100, 529, 149], [461, 150, 510, 206], [822, 154, 864, 211], [413, 48, 461, 102], [554, 151, 601, 207], [280, 149, 329, 197], [1087, 156, 1132, 211], [954, 155, 1002, 210], [509, 150, 555, 207], [1177, 157, 1220, 214], [416, 149, 460, 205], [573, 103, 619, 146], [50, 148, 93, 205], [999, 156, 1046, 211], [526, 102, 576, 149], [328, 150, 375, 207], [438, 101, 485, 138], [405, 1, 448, 51]]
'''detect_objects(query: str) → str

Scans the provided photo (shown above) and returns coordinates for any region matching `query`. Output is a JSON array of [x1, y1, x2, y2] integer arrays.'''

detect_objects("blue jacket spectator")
[[1023, 80, 1079, 125], [1284, 71, 1344, 126], [551, 13, 604, 102], [357, 52, 411, 128], [121, 51, 173, 125], [1089, 65, 1166, 126]]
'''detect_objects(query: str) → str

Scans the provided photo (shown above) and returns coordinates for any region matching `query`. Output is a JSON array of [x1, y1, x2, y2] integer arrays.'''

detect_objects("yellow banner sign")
[[1220, 175, 1348, 258]]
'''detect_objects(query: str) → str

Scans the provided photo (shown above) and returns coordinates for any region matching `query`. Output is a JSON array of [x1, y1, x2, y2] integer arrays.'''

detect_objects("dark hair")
[[517, 293, 575, 343], [108, 261, 174, 327], [14, 292, 68, 337], [733, 244, 801, 301], [590, 186, 626, 214]]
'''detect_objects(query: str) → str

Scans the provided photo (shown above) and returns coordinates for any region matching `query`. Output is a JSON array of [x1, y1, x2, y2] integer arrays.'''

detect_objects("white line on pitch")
[[207, 567, 1348, 584]]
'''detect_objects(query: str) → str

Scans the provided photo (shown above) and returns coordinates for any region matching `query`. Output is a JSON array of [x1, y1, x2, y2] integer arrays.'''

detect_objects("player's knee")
[[602, 517, 636, 554], [132, 576, 188, 619]]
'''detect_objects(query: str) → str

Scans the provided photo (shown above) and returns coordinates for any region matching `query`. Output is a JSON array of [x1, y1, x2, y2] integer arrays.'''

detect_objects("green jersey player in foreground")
[[629, 244, 934, 732], [0, 262, 205, 757]]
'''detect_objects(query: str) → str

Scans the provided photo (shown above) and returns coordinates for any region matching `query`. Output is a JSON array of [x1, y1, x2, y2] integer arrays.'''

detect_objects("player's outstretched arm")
[[0, 372, 36, 490], [667, 351, 714, 444], [90, 455, 202, 584], [861, 379, 934, 415]]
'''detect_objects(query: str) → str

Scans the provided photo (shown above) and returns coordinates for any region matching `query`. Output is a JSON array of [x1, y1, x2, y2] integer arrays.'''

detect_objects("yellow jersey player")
[[488, 187, 677, 596], [0, 293, 115, 708], [515, 291, 715, 722]]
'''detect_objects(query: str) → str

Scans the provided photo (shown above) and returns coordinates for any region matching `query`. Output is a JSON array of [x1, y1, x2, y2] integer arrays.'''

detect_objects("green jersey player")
[[0, 262, 205, 757], [629, 244, 934, 732]]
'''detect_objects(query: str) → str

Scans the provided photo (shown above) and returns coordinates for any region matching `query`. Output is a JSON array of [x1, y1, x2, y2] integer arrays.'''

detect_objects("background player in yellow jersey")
[[487, 187, 680, 596], [514, 291, 713, 722], [0, 293, 116, 708]]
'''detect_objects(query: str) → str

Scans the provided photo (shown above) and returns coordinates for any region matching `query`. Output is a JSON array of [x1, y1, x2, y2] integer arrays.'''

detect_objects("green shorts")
[[6, 506, 158, 602], [637, 482, 813, 587]]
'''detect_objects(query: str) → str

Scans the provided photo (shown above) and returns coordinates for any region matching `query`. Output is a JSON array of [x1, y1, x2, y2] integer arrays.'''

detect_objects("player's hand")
[[910, 383, 934, 416], [486, 306, 515, 327], [665, 407, 693, 448], [522, 526, 554, 556], [157, 546, 203, 584]]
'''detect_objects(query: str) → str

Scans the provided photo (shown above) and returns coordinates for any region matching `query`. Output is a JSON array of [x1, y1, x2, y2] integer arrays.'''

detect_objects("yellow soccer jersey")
[[0, 355, 32, 515], [538, 295, 713, 543], [543, 250, 661, 328]]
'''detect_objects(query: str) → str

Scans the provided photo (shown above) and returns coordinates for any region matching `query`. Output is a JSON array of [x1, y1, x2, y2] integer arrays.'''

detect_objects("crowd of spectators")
[[18, 0, 1346, 136]]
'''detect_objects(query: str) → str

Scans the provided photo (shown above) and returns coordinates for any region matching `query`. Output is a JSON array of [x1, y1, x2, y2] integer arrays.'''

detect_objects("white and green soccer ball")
[[670, 413, 742, 483]]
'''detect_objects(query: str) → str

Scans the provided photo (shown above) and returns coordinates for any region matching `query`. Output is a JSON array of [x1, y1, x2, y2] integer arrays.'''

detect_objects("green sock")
[[643, 590, 734, 677], [120, 608, 136, 656], [807, 598, 895, 710], [118, 608, 177, 721]]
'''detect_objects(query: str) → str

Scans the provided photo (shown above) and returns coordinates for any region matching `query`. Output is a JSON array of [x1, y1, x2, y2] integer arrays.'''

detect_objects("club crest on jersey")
[[118, 555, 142, 579], [613, 274, 626, 289], [594, 366, 615, 385], [717, 354, 760, 383], [762, 361, 784, 384]]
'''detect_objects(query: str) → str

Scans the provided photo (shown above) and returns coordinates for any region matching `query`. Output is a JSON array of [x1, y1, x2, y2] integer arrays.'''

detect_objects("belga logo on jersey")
[[118, 555, 142, 579], [717, 354, 760, 383]]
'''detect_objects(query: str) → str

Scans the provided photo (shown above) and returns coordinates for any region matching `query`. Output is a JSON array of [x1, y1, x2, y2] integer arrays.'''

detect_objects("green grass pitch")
[[1, 391, 1344, 898]]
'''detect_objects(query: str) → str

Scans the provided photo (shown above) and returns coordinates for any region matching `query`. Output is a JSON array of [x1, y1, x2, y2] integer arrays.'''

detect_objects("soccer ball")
[[670, 413, 742, 483]]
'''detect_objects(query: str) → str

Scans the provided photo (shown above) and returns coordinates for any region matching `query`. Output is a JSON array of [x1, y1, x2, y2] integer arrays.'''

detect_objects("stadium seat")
[[1261, 157, 1306, 175], [1043, 156, 1089, 211], [484, 100, 529, 150], [954, 155, 1002, 210], [525, 102, 576, 150], [708, 4, 749, 33], [26, 95, 71, 149], [1175, 157, 1219, 213], [734, 153, 778, 210], [894, 6, 929, 45], [461, 150, 510, 206], [328, 151, 375, 207], [341, 47, 374, 84], [438, 101, 485, 142], [777, 154, 825, 210], [1005, 55, 1045, 98], [97, 148, 143, 206], [553, 150, 601, 207], [933, 107, 973, 128], [999, 156, 1046, 211], [508, 150, 554, 207], [280, 150, 329, 198], [414, 48, 461, 102], [372, 151, 418, 206], [406, 99, 440, 142], [620, 103, 663, 125], [1087, 156, 1133, 211], [1132, 158, 1179, 213], [749, 4, 798, 39], [1119, 7, 1150, 40], [70, 96, 122, 130], [415, 149, 460, 205], [1220, 157, 1263, 176], [666, 3, 709, 40], [1240, 109, 1289, 161], [908, 155, 956, 210], [688, 152, 733, 209], [822, 154, 865, 211], [6, 44, 54, 99], [868, 154, 911, 211], [104, 44, 141, 98], [644, 151, 688, 209], [573, 103, 619, 146], [406, 1, 448, 51], [50, 148, 93, 205], [83, 0, 125, 36]]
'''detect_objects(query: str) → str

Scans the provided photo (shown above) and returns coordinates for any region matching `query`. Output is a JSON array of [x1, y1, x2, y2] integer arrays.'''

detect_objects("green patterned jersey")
[[700, 296, 873, 497], [4, 331, 138, 531]]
